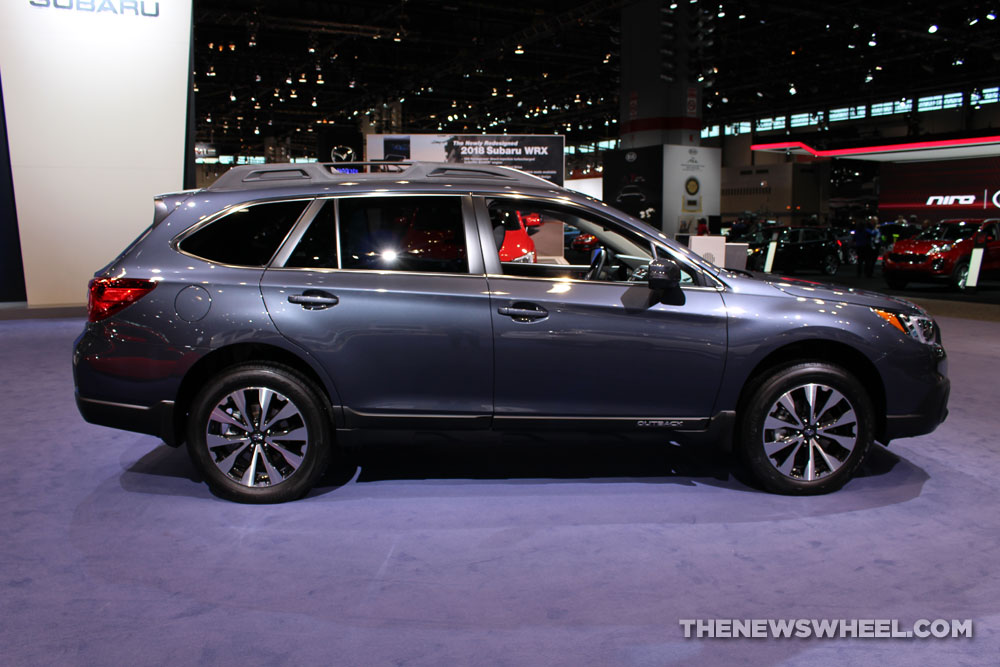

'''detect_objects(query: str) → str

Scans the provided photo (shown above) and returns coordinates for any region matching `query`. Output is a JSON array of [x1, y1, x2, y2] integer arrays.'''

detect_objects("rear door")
[[261, 195, 493, 428]]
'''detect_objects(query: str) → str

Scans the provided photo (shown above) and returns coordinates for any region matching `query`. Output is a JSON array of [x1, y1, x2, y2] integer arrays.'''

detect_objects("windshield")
[[916, 223, 977, 242]]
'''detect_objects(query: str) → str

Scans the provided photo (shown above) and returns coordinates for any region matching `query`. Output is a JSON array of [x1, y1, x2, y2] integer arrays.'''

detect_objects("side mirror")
[[648, 258, 682, 290], [975, 231, 995, 245]]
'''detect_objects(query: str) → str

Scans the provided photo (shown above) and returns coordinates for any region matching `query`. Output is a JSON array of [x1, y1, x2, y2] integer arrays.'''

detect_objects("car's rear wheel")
[[738, 363, 874, 494], [186, 363, 333, 503], [821, 253, 839, 276]]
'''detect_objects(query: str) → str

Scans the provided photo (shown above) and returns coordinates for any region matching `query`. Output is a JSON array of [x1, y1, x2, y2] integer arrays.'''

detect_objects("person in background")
[[854, 218, 872, 277], [696, 218, 709, 236], [861, 216, 881, 278]]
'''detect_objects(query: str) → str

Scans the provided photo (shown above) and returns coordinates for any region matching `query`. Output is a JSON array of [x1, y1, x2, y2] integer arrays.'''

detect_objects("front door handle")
[[288, 291, 339, 310], [498, 304, 548, 322]]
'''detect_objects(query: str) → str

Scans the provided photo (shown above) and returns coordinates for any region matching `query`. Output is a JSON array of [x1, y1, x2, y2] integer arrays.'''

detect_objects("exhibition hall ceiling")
[[193, 0, 1000, 156]]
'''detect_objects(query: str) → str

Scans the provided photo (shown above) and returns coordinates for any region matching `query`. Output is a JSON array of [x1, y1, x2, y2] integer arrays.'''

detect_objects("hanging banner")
[[366, 134, 565, 185], [603, 145, 664, 228]]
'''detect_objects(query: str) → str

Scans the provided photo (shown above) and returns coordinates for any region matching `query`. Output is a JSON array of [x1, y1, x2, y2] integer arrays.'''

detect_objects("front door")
[[482, 197, 728, 423]]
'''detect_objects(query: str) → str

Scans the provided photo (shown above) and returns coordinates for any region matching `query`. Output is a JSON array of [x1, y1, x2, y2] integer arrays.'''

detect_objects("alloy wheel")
[[204, 386, 309, 487], [761, 383, 859, 481]]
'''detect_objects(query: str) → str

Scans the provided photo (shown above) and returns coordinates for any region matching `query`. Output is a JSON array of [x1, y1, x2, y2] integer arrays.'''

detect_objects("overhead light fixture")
[[928, 24, 939, 33], [788, 84, 797, 95], [514, 44, 524, 55]]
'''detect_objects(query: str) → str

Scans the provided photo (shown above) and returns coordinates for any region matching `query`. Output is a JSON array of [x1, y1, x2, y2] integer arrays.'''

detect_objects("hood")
[[890, 238, 968, 254], [760, 274, 924, 313]]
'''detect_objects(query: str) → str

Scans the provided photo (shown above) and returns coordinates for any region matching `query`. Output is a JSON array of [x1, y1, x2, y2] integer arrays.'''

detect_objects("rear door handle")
[[498, 304, 548, 322], [288, 291, 339, 310]]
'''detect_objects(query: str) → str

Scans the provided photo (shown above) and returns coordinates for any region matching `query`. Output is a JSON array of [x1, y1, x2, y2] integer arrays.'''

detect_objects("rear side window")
[[338, 196, 467, 273], [180, 200, 307, 266]]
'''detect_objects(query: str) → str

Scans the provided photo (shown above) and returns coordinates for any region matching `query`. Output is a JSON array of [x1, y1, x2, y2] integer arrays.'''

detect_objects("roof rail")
[[205, 161, 555, 192]]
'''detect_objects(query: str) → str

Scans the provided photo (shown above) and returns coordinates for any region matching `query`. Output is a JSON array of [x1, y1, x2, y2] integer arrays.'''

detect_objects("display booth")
[[0, 1, 192, 306]]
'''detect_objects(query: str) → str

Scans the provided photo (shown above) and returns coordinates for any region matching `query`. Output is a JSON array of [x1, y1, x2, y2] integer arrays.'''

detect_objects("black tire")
[[884, 274, 908, 290], [186, 363, 333, 503], [737, 363, 874, 494], [821, 253, 839, 276], [951, 261, 970, 291]]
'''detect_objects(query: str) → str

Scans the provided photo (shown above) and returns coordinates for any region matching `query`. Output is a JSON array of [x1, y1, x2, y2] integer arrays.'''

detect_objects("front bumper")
[[881, 368, 950, 442]]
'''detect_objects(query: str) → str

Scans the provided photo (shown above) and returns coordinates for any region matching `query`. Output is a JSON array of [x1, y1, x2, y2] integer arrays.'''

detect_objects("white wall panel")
[[0, 1, 191, 305]]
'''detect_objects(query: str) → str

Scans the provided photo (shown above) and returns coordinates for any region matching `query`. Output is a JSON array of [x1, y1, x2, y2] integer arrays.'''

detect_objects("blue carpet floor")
[[1, 316, 998, 666]]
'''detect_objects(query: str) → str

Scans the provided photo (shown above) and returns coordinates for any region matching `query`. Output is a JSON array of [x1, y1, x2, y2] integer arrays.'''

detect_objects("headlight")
[[871, 308, 939, 345], [510, 250, 536, 263]]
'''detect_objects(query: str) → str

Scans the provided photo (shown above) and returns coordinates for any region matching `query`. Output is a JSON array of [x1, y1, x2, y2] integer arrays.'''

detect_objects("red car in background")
[[883, 219, 1000, 290], [496, 210, 538, 263]]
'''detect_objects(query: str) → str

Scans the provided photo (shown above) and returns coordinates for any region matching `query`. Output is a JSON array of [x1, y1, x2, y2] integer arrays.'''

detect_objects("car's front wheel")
[[951, 260, 970, 290], [186, 363, 333, 503], [738, 363, 874, 494]]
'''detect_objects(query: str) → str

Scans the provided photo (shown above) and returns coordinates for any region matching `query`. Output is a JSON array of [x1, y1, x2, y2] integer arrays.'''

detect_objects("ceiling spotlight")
[[229, 91, 236, 101], [312, 97, 317, 107], [514, 44, 524, 55], [788, 84, 797, 95], [969, 18, 979, 26], [928, 24, 939, 33], [988, 12, 997, 20]]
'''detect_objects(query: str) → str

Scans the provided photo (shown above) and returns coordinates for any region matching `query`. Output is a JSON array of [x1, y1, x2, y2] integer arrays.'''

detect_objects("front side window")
[[180, 200, 307, 266], [488, 198, 694, 284], [339, 196, 468, 273]]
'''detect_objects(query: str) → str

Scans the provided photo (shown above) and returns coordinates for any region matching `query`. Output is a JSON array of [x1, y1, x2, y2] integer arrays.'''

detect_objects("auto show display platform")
[[1, 307, 998, 666]]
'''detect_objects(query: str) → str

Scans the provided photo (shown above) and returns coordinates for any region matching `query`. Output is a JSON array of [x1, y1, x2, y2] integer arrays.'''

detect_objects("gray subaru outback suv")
[[73, 162, 949, 502]]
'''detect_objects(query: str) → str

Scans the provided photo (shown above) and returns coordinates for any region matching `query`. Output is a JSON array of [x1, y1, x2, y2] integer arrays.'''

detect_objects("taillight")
[[87, 277, 157, 322]]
